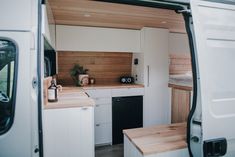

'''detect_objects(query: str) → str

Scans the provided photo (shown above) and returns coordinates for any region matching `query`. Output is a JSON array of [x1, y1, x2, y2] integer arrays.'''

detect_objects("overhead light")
[[84, 13, 91, 17], [161, 21, 167, 24]]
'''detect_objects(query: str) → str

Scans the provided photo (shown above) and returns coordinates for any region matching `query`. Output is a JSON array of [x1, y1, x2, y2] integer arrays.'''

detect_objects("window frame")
[[0, 37, 18, 135]]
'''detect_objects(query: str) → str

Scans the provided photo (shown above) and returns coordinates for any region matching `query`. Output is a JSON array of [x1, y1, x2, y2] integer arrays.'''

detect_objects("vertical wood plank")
[[171, 88, 191, 123], [169, 54, 192, 75]]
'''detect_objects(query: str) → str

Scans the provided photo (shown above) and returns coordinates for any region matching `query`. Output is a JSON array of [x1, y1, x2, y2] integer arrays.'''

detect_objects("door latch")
[[32, 77, 38, 89], [34, 145, 39, 153], [203, 138, 227, 157]]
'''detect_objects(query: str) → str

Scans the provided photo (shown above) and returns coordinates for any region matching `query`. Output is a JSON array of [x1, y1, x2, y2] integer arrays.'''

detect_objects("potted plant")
[[70, 64, 89, 86]]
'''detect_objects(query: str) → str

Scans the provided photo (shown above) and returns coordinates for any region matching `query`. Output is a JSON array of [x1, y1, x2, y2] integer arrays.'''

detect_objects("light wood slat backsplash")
[[57, 52, 133, 85], [169, 54, 192, 75]]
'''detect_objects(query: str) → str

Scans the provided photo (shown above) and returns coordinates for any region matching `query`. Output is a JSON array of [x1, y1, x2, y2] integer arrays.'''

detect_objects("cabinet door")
[[95, 104, 112, 124], [79, 107, 95, 157], [111, 88, 144, 97], [56, 25, 141, 52], [44, 109, 69, 157], [95, 123, 112, 145], [142, 28, 170, 126], [85, 89, 111, 98], [44, 107, 94, 157]]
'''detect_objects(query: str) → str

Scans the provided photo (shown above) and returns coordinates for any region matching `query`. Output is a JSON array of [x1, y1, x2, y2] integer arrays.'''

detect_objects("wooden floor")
[[123, 123, 187, 155]]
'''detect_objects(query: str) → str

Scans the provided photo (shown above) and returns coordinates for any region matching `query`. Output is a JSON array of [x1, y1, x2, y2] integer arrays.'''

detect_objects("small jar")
[[90, 78, 95, 84]]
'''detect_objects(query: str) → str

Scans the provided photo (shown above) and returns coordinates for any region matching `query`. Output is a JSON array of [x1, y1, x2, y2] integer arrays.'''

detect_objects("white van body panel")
[[0, 0, 33, 31], [191, 0, 235, 156], [0, 31, 38, 157]]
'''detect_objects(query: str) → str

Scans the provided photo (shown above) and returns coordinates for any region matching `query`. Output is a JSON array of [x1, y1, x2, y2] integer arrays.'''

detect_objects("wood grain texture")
[[44, 87, 95, 110], [123, 123, 187, 155], [171, 88, 191, 123], [169, 54, 192, 75], [82, 83, 144, 90], [57, 52, 133, 85], [48, 0, 186, 33], [168, 83, 192, 91]]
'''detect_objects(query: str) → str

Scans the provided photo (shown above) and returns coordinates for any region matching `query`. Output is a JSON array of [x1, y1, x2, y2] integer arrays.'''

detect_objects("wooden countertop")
[[168, 83, 192, 91], [123, 123, 187, 155], [44, 84, 144, 110], [44, 87, 95, 110], [168, 75, 193, 91], [82, 83, 144, 90]]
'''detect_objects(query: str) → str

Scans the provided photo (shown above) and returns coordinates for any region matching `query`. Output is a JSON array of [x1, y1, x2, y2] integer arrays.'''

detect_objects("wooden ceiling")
[[48, 0, 186, 33]]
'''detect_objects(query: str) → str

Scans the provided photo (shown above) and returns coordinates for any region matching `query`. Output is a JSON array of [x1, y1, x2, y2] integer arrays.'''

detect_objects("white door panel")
[[191, 0, 235, 140], [0, 0, 32, 31], [191, 0, 235, 156], [0, 32, 37, 157]]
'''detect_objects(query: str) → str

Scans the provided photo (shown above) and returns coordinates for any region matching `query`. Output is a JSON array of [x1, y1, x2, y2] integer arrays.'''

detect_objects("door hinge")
[[203, 138, 227, 157]]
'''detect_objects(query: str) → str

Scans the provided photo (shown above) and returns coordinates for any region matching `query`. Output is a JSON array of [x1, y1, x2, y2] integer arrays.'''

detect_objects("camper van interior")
[[1, 0, 235, 157], [42, 1, 193, 157]]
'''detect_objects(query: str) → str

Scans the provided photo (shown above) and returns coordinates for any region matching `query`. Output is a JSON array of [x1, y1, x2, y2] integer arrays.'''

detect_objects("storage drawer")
[[95, 104, 112, 124], [85, 89, 111, 98], [95, 123, 112, 145], [93, 97, 111, 105], [111, 88, 144, 97]]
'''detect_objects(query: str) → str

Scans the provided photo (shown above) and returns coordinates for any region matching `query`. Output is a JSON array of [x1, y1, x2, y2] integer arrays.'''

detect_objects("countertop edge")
[[82, 84, 145, 90], [168, 83, 192, 91], [44, 98, 95, 110]]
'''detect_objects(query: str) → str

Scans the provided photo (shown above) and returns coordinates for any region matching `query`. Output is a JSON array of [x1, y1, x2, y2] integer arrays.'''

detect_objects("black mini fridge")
[[112, 96, 143, 145]]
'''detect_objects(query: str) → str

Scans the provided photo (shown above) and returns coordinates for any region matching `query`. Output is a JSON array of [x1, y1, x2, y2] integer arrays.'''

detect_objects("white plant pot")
[[78, 74, 89, 86]]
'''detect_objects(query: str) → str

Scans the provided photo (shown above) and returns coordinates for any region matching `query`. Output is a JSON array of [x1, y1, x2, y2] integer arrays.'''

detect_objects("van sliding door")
[[0, 32, 39, 157], [191, 0, 235, 156]]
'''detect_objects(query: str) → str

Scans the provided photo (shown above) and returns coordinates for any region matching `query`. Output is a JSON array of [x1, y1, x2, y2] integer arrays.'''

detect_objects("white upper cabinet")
[[0, 0, 34, 31], [56, 25, 141, 52]]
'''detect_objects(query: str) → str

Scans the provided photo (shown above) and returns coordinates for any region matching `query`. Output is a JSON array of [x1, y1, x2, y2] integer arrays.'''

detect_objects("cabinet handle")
[[147, 65, 150, 87], [96, 105, 100, 107], [82, 107, 88, 110], [85, 92, 90, 97], [116, 99, 121, 102], [96, 124, 100, 127]]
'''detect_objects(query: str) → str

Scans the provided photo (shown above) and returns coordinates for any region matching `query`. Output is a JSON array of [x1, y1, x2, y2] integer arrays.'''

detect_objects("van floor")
[[95, 144, 123, 157]]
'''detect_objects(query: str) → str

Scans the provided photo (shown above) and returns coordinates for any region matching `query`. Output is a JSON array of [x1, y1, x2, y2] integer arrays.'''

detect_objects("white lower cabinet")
[[95, 123, 112, 145], [86, 89, 112, 145], [86, 87, 144, 146], [94, 104, 112, 124], [43, 107, 94, 157]]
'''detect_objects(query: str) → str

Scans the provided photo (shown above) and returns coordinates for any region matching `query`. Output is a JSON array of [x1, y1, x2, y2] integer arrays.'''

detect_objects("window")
[[0, 39, 17, 135]]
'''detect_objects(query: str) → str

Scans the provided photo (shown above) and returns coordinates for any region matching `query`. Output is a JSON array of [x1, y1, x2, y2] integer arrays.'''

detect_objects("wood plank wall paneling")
[[57, 52, 133, 85], [169, 54, 192, 75], [171, 88, 191, 123]]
